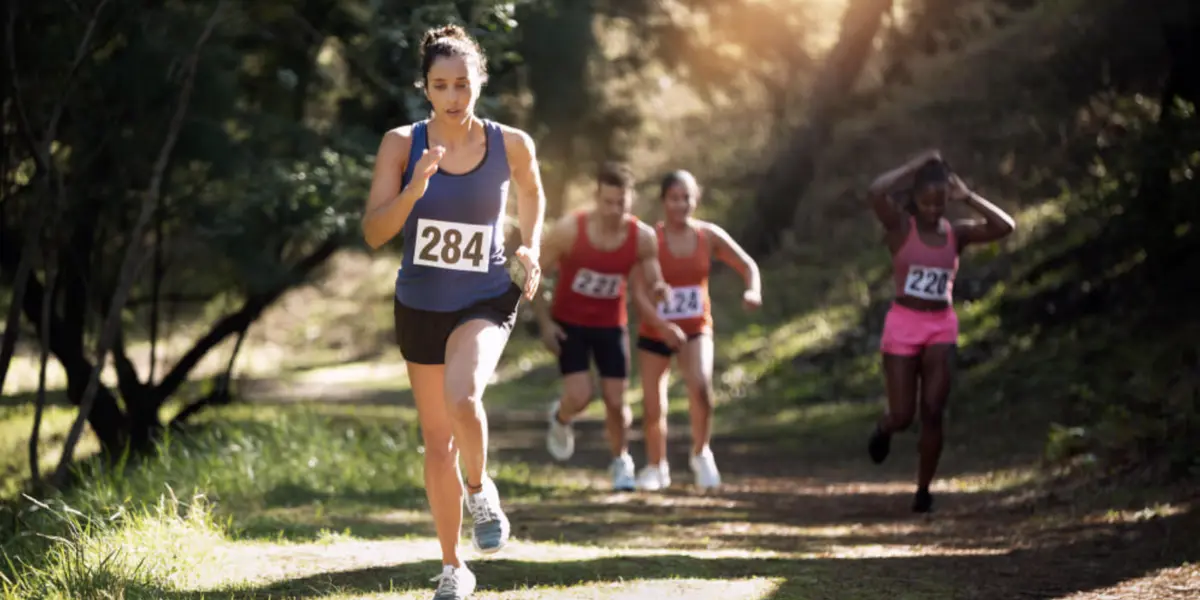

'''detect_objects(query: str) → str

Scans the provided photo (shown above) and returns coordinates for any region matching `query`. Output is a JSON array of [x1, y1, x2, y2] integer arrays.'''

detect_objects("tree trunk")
[[0, 231, 128, 454], [29, 250, 56, 486], [152, 237, 339, 408], [168, 322, 249, 429], [51, 4, 223, 487], [742, 0, 893, 257], [0, 240, 32, 394]]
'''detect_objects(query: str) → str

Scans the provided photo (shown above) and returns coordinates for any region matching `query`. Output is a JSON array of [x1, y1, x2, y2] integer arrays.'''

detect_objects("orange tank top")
[[551, 212, 641, 328], [638, 222, 713, 339]]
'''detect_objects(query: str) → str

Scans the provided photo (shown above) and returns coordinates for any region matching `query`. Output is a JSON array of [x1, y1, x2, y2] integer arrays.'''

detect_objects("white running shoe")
[[689, 447, 722, 490], [636, 461, 671, 491], [546, 400, 575, 461], [431, 563, 476, 600], [611, 453, 636, 491], [464, 477, 510, 555]]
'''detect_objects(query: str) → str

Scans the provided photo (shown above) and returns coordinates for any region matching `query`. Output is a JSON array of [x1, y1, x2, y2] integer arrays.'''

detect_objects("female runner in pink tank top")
[[866, 150, 1016, 513]]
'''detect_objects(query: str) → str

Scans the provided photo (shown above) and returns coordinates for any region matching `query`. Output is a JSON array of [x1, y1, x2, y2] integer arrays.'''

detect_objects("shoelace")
[[431, 568, 460, 594], [470, 491, 497, 525]]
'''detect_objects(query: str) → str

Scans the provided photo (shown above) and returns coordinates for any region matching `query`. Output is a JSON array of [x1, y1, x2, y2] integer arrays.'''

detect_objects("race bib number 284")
[[413, 218, 492, 273]]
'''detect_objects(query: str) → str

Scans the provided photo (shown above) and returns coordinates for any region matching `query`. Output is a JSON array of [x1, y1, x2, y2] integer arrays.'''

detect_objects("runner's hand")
[[652, 282, 672, 306], [663, 322, 687, 350], [742, 289, 762, 311], [917, 148, 942, 164], [948, 173, 971, 201], [514, 245, 541, 300], [541, 321, 567, 356], [406, 146, 445, 197]]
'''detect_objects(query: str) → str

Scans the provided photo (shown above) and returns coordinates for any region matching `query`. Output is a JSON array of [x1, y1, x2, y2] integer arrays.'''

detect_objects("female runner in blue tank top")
[[361, 24, 545, 600]]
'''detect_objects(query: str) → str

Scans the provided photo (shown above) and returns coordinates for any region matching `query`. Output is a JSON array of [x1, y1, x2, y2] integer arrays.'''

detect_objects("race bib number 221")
[[570, 268, 623, 299]]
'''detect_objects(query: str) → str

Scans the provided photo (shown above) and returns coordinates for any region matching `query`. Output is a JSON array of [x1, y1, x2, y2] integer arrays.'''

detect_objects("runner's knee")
[[423, 432, 459, 466], [889, 408, 916, 432], [444, 372, 486, 421], [919, 403, 945, 428], [562, 374, 592, 406], [685, 376, 713, 408], [600, 379, 626, 408], [643, 392, 667, 421]]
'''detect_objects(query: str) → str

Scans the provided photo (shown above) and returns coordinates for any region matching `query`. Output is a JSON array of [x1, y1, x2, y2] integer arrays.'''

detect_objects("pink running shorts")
[[880, 303, 959, 356]]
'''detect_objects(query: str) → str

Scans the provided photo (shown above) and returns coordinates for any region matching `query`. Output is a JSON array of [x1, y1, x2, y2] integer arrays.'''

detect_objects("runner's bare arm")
[[630, 264, 673, 333], [531, 215, 576, 328], [868, 150, 941, 232], [950, 175, 1016, 248], [706, 222, 761, 297], [634, 221, 669, 300], [502, 126, 546, 252], [362, 126, 417, 249]]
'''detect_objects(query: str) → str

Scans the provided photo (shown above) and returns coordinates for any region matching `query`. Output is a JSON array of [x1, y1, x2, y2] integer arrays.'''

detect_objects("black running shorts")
[[393, 282, 522, 366], [555, 320, 629, 379]]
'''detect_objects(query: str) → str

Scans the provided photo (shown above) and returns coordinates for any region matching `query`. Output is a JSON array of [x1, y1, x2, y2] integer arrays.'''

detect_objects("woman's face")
[[424, 54, 480, 123], [914, 182, 948, 225], [662, 181, 696, 223]]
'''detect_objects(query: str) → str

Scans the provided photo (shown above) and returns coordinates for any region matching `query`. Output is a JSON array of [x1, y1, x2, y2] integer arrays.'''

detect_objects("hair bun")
[[422, 24, 469, 49]]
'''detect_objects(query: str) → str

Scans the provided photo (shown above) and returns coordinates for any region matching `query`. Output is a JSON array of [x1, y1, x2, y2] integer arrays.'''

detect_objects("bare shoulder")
[[698, 220, 737, 248], [382, 124, 414, 145], [696, 219, 729, 238], [379, 124, 415, 160], [633, 218, 659, 256], [497, 122, 536, 157], [633, 218, 658, 240], [548, 211, 578, 245]]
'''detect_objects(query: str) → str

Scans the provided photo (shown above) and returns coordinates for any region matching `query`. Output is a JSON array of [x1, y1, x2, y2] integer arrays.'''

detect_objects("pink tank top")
[[892, 217, 959, 302]]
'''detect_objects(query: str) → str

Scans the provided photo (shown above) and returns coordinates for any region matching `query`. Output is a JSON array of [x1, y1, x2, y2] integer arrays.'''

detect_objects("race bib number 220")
[[413, 218, 492, 273], [904, 265, 951, 301]]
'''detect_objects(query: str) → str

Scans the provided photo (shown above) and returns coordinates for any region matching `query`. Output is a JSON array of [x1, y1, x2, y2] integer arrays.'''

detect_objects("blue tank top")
[[395, 119, 513, 312]]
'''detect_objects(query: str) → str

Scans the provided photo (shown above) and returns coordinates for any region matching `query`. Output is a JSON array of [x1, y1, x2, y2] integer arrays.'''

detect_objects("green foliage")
[[0, 0, 529, 447], [0, 408, 426, 598], [959, 88, 1200, 476]]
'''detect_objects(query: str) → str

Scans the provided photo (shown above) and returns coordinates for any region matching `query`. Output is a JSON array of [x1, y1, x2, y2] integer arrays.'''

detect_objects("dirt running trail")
[[241, 375, 1199, 600], [484, 408, 1198, 600]]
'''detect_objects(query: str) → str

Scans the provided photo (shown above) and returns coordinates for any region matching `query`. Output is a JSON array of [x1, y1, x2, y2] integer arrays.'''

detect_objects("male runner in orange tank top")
[[532, 161, 670, 491], [630, 170, 761, 492]]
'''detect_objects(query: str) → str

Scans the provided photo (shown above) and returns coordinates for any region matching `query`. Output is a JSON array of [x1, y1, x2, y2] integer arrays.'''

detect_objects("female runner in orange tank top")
[[631, 170, 762, 492], [866, 150, 1016, 513]]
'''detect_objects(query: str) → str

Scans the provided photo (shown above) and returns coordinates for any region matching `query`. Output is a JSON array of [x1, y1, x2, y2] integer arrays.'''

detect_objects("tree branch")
[[44, 0, 111, 154], [0, 232, 126, 454], [111, 330, 144, 402], [153, 237, 339, 404], [53, 2, 224, 485], [5, 0, 44, 174], [29, 245, 57, 486]]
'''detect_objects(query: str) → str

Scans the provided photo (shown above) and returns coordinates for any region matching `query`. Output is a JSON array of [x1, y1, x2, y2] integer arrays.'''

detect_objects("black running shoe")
[[912, 487, 933, 513], [868, 425, 891, 464]]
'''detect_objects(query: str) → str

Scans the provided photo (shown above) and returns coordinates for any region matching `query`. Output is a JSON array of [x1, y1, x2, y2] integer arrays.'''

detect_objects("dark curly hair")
[[419, 24, 488, 87], [658, 170, 701, 200], [901, 158, 951, 214]]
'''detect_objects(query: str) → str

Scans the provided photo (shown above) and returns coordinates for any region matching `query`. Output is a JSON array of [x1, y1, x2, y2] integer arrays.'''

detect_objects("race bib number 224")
[[658, 285, 703, 320], [413, 218, 492, 273]]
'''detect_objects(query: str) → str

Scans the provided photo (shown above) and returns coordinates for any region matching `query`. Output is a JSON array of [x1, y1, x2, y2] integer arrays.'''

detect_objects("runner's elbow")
[[361, 219, 389, 250]]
